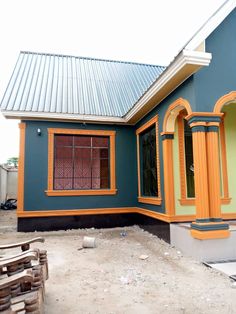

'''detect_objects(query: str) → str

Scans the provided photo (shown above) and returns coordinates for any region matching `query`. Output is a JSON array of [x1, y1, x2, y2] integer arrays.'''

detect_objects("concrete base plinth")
[[170, 222, 236, 261]]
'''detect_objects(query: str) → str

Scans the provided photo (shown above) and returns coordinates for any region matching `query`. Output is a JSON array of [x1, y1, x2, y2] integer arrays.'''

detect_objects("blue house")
[[1, 0, 236, 245]]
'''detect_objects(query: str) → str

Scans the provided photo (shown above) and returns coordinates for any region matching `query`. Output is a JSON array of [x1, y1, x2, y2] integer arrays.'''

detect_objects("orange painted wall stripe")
[[17, 123, 26, 213]]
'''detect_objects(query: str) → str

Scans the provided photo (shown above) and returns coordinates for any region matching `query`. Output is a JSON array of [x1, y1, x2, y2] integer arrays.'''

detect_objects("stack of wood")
[[0, 237, 48, 313]]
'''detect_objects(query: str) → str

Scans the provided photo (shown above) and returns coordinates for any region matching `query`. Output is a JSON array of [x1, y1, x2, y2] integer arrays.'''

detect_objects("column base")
[[191, 221, 230, 239]]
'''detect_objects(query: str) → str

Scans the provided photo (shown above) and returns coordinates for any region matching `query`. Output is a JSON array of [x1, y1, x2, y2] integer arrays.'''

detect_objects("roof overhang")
[[1, 49, 212, 125], [124, 49, 212, 124], [1, 111, 126, 124]]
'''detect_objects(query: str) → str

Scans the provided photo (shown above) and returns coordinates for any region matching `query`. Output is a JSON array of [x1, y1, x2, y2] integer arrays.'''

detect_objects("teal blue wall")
[[23, 9, 236, 214], [135, 77, 195, 214], [194, 8, 236, 111], [24, 121, 138, 211]]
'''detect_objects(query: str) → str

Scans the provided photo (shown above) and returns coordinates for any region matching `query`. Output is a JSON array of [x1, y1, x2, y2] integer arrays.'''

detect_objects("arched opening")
[[162, 98, 194, 217], [214, 92, 236, 216]]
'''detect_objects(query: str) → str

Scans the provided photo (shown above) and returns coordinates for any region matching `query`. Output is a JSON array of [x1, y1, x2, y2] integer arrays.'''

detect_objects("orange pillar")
[[206, 123, 222, 221], [161, 132, 175, 217], [186, 116, 229, 240], [190, 122, 210, 221]]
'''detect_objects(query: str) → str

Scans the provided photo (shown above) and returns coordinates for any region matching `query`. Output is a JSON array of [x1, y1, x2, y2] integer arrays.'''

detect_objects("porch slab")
[[205, 261, 236, 277], [170, 222, 236, 261]]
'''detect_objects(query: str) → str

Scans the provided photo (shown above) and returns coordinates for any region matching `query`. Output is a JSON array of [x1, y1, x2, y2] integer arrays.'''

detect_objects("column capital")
[[185, 112, 223, 125]]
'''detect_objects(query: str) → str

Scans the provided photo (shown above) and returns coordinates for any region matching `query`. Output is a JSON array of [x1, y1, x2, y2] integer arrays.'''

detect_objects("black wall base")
[[18, 213, 170, 243]]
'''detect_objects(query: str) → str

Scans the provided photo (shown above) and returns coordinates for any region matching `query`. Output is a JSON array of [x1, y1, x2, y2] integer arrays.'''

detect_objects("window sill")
[[179, 198, 195, 206], [45, 189, 117, 196], [179, 197, 231, 206], [138, 197, 162, 205]]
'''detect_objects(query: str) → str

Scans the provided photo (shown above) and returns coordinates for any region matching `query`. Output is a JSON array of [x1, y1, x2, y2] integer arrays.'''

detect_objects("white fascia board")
[[124, 49, 212, 122], [1, 110, 126, 124], [185, 0, 236, 51]]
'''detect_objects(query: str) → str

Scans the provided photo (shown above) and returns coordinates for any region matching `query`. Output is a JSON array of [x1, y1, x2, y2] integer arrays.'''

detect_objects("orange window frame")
[[46, 128, 117, 196], [178, 114, 231, 205], [136, 116, 162, 205]]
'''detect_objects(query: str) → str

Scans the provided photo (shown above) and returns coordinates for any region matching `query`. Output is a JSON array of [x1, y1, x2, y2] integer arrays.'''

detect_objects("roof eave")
[[124, 49, 212, 124], [1, 111, 127, 125]]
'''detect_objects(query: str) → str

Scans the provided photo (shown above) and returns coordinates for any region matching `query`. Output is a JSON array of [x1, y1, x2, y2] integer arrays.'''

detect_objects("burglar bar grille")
[[54, 134, 110, 190]]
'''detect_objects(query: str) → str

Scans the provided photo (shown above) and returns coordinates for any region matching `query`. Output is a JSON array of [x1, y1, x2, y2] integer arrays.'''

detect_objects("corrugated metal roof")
[[0, 51, 165, 118]]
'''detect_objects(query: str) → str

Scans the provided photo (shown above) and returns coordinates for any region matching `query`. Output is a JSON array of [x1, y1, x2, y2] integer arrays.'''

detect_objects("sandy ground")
[[1, 210, 236, 314]]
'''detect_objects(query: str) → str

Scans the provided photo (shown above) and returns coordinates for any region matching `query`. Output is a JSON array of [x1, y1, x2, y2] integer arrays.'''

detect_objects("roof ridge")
[[20, 50, 166, 68]]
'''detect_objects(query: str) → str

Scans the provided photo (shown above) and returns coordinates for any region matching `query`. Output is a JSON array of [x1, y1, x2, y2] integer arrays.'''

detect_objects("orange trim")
[[161, 98, 193, 216], [188, 121, 207, 127], [17, 207, 138, 218], [136, 134, 141, 197], [136, 115, 161, 205], [46, 189, 117, 196], [190, 229, 230, 240], [17, 206, 195, 223], [138, 197, 162, 205], [17, 123, 26, 213], [178, 113, 230, 206], [136, 208, 171, 222], [162, 135, 175, 215], [48, 128, 116, 136], [219, 118, 230, 200], [222, 213, 236, 219], [179, 199, 195, 206], [177, 114, 187, 202], [163, 98, 192, 133], [47, 131, 54, 191], [47, 128, 116, 196], [207, 128, 222, 220], [185, 112, 223, 120], [214, 91, 236, 113], [191, 130, 210, 220], [221, 197, 231, 205], [136, 116, 158, 135]]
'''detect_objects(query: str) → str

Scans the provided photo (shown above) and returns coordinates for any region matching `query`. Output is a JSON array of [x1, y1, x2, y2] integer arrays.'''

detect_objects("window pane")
[[55, 135, 73, 146], [100, 177, 109, 189], [54, 178, 72, 190], [74, 178, 91, 189], [54, 134, 110, 190], [74, 136, 91, 147], [140, 125, 158, 197], [92, 137, 109, 148], [184, 120, 195, 197]]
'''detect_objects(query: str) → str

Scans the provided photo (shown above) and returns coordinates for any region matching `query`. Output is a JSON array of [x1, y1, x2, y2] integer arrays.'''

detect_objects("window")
[[136, 116, 161, 205], [183, 119, 195, 198], [46, 129, 116, 196]]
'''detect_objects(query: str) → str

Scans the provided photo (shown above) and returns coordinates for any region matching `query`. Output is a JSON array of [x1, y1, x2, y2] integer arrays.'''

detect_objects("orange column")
[[187, 116, 229, 240], [206, 123, 222, 221], [190, 122, 210, 221], [161, 132, 175, 217]]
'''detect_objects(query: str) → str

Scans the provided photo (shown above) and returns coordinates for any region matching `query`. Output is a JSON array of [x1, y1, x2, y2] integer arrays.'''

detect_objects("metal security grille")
[[54, 135, 110, 190], [140, 125, 158, 197]]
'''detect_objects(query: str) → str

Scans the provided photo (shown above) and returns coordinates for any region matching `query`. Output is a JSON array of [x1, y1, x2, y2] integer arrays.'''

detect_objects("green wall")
[[173, 121, 195, 215], [222, 105, 236, 213]]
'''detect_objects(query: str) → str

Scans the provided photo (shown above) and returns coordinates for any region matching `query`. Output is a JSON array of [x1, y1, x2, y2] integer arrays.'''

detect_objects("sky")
[[0, 0, 226, 163]]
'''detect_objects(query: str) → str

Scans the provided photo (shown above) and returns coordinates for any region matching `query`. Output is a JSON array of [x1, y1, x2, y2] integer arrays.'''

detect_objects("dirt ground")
[[1, 210, 236, 314]]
